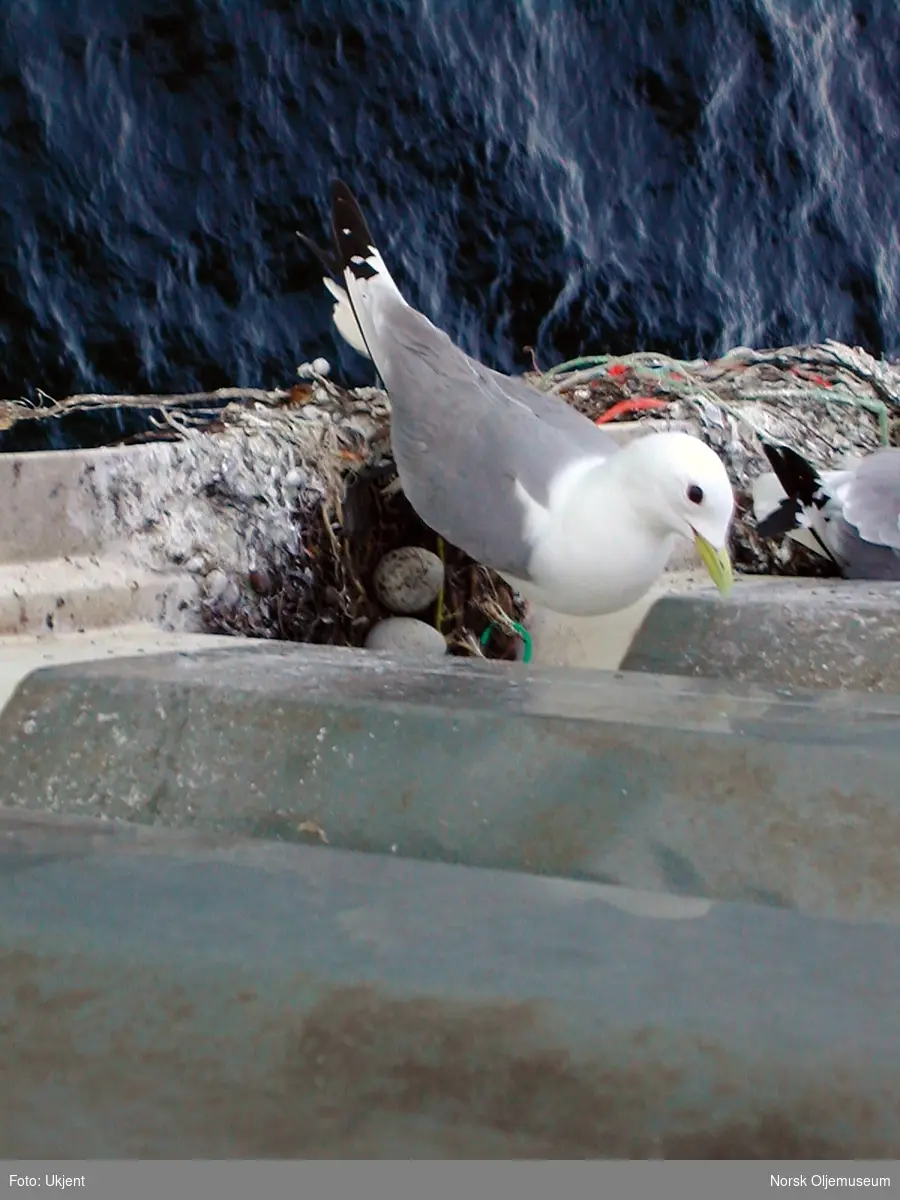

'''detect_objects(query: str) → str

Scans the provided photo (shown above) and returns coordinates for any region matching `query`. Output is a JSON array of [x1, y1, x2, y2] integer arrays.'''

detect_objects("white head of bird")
[[620, 431, 735, 594]]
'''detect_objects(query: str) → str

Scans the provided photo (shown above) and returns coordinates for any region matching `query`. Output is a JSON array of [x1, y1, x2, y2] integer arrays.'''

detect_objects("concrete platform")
[[0, 557, 200, 638], [2, 809, 899, 1158], [3, 629, 899, 1161], [3, 423, 900, 1161], [0, 442, 204, 637], [3, 641, 900, 925], [0, 624, 241, 715], [0, 442, 156, 562], [621, 578, 900, 692]]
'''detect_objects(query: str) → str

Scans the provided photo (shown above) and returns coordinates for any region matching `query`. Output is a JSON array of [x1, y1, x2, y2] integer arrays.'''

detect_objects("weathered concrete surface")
[[2, 809, 899, 1159], [0, 624, 243, 715], [0, 557, 200, 637], [3, 643, 900, 925], [0, 444, 159, 563], [621, 579, 900, 692], [0, 443, 205, 635], [523, 568, 720, 670], [0, 424, 322, 639]]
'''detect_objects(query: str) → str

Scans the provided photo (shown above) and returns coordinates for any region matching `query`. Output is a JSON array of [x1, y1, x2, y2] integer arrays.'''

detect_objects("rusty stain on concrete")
[[1, 952, 896, 1160]]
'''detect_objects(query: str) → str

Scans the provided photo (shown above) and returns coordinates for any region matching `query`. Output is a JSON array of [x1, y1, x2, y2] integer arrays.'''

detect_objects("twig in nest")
[[477, 595, 520, 637], [447, 629, 487, 658], [523, 345, 542, 374]]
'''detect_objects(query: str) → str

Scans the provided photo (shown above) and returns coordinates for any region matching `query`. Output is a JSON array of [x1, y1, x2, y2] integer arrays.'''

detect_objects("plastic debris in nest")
[[531, 339, 900, 576]]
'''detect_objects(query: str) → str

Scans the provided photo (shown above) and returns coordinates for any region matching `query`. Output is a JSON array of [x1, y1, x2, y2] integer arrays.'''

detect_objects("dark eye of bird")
[[687, 484, 704, 504]]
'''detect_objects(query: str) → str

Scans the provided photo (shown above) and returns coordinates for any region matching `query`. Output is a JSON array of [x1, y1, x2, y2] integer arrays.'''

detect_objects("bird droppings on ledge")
[[0, 379, 526, 659]]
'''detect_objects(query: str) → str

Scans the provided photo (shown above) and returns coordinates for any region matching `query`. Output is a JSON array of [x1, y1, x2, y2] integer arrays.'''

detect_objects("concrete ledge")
[[0, 557, 201, 636], [0, 442, 171, 563], [0, 435, 306, 639], [2, 643, 900, 924], [0, 435, 700, 643], [0, 443, 204, 637], [0, 624, 244, 715], [1, 809, 898, 1158], [621, 579, 900, 692]]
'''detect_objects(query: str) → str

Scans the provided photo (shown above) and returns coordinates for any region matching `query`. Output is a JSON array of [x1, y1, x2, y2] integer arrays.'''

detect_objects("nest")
[[3, 338, 897, 653], [199, 436, 527, 662], [0, 376, 525, 660]]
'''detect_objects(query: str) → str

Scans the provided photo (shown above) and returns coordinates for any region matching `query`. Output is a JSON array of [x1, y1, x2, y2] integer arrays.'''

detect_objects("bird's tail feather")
[[328, 181, 407, 363], [322, 278, 372, 360], [331, 180, 408, 309], [297, 181, 401, 372], [330, 180, 379, 277]]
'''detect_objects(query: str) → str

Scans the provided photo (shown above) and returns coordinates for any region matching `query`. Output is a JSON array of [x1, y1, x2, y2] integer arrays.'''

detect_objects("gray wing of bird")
[[480, 363, 611, 440], [318, 177, 621, 580], [829, 448, 900, 579], [317, 275, 605, 441], [379, 301, 619, 578]]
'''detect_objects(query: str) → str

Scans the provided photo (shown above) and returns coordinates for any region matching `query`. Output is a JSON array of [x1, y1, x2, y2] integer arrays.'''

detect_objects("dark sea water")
[[1, 0, 898, 404]]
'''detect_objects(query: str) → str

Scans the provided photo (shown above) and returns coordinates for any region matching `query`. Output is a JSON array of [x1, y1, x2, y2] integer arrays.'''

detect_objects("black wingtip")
[[760, 441, 824, 507], [295, 180, 378, 281], [755, 440, 835, 545], [330, 179, 379, 279], [295, 231, 343, 280], [755, 496, 804, 539]]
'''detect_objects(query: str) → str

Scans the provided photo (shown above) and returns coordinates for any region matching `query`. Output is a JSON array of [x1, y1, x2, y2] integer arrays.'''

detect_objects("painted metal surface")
[[1, 809, 898, 1159], [1, 645, 899, 924]]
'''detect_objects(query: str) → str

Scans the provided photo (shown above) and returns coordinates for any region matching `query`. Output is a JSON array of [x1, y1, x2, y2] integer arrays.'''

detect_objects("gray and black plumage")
[[296, 180, 735, 616], [753, 441, 900, 580]]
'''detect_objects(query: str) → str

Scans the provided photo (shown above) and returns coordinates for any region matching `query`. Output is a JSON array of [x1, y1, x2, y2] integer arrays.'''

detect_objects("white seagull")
[[298, 180, 735, 617]]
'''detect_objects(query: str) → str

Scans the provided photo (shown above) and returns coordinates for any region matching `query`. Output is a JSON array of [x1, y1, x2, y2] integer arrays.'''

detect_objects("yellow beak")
[[693, 531, 734, 597]]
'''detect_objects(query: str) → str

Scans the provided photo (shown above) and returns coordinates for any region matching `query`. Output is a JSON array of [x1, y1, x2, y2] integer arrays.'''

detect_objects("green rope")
[[539, 352, 892, 445], [480, 620, 533, 663], [541, 355, 612, 378]]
